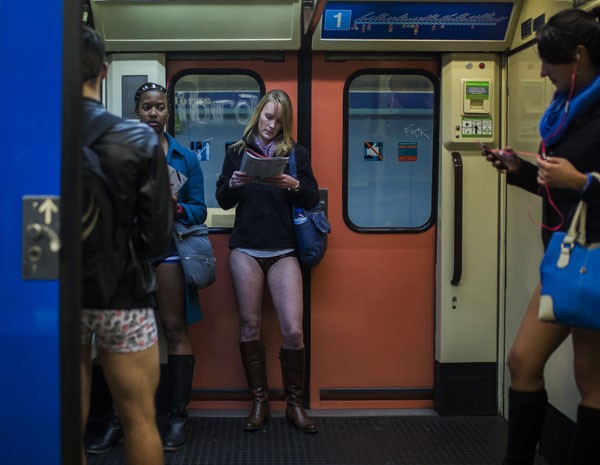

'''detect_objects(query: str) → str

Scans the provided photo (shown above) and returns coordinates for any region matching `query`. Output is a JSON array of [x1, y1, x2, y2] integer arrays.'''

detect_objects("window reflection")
[[172, 73, 263, 228]]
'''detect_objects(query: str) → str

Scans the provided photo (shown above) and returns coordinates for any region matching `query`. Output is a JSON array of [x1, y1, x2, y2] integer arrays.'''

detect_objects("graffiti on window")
[[175, 92, 259, 126]]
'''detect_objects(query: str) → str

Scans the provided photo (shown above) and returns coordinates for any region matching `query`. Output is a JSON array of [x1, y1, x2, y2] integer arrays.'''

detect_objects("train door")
[[309, 56, 439, 409], [1, 0, 81, 463], [305, 0, 523, 412], [166, 56, 300, 407]]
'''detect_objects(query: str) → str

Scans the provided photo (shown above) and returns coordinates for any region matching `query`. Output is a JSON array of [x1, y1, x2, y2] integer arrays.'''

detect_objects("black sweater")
[[215, 140, 320, 250], [508, 104, 600, 248]]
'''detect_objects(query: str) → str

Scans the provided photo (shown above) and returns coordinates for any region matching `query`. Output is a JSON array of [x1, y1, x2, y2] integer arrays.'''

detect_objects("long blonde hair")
[[233, 89, 294, 157]]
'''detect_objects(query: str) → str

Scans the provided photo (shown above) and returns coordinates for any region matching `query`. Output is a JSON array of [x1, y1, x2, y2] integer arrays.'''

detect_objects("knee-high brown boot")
[[240, 340, 270, 431], [279, 347, 318, 434]]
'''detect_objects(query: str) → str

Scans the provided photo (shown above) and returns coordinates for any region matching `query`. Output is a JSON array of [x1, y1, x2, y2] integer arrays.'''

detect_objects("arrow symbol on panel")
[[38, 198, 58, 225]]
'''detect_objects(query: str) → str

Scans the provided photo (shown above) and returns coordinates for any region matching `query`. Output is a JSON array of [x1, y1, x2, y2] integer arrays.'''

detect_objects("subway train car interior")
[[3, 0, 599, 464]]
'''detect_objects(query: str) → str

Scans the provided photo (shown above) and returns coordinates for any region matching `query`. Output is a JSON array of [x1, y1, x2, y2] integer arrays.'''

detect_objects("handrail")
[[451, 152, 463, 286], [304, 0, 326, 37]]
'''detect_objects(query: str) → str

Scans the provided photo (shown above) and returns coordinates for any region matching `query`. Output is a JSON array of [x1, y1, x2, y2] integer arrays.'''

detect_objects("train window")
[[170, 72, 264, 229], [344, 72, 437, 231]]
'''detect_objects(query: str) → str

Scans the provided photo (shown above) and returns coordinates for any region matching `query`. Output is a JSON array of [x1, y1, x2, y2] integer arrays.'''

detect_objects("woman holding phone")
[[482, 8, 600, 465]]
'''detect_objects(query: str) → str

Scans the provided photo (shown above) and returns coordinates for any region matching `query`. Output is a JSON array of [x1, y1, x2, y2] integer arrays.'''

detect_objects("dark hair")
[[537, 7, 600, 67], [134, 82, 167, 106], [81, 25, 105, 83]]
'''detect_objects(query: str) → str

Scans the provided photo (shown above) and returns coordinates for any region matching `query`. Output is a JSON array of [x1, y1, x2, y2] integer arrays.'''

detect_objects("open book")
[[240, 148, 289, 179]]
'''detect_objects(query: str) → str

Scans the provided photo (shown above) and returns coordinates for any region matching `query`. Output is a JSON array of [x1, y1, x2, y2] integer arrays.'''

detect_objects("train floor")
[[85, 409, 550, 465]]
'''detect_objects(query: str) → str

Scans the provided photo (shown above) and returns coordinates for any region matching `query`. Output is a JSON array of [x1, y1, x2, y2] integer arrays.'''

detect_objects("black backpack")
[[81, 112, 125, 307]]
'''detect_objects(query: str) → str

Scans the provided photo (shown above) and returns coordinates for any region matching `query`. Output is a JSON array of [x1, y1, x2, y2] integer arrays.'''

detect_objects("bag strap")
[[288, 147, 300, 217], [568, 172, 600, 245], [85, 112, 121, 147], [289, 146, 297, 179], [557, 172, 600, 268], [557, 201, 585, 268]]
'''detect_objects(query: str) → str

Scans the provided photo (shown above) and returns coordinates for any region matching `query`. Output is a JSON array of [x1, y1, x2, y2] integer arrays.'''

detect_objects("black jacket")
[[215, 139, 319, 250], [83, 98, 172, 308], [508, 104, 600, 248]]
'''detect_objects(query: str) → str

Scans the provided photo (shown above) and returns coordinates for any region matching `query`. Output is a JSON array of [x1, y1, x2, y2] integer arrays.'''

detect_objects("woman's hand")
[[536, 156, 588, 190], [229, 170, 255, 189], [263, 174, 299, 191], [481, 146, 521, 174]]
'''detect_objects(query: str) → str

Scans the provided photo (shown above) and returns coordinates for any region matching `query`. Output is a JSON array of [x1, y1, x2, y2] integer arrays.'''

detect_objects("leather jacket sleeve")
[[136, 131, 173, 255]]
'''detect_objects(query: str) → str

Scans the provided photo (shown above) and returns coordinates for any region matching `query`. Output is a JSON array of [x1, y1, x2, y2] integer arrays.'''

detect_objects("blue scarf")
[[540, 74, 600, 146]]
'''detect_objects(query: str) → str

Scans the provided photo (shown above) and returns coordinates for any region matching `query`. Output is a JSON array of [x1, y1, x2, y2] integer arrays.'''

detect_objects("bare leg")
[[267, 255, 316, 432], [100, 343, 163, 465], [155, 262, 195, 450], [508, 283, 570, 391], [572, 328, 600, 408], [503, 283, 570, 465], [230, 250, 270, 430], [155, 263, 190, 354], [267, 256, 304, 349], [229, 250, 265, 341]]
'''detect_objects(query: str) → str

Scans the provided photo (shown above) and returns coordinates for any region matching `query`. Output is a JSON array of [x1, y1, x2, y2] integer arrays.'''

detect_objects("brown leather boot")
[[239, 340, 270, 431], [279, 347, 318, 433]]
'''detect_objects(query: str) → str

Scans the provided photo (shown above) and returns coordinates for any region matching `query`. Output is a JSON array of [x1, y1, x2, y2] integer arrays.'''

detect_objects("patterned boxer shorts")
[[80, 308, 158, 353]]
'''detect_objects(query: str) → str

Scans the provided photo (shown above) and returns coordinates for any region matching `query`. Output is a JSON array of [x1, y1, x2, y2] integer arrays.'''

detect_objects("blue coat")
[[166, 133, 207, 324]]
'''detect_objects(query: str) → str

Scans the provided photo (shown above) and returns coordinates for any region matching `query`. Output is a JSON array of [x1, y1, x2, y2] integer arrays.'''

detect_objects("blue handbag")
[[289, 148, 331, 267], [539, 186, 600, 329]]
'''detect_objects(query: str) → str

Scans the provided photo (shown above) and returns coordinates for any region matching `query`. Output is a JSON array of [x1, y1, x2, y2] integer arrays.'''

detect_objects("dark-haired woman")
[[482, 8, 600, 465], [87, 83, 206, 453], [216, 89, 320, 433], [136, 82, 206, 451]]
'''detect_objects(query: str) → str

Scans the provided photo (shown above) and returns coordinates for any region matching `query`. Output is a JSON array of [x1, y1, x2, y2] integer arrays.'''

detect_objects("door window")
[[170, 72, 264, 228], [344, 72, 438, 231]]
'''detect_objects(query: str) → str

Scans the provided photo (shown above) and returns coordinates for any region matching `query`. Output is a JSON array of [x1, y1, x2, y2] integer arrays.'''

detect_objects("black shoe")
[[162, 415, 189, 452], [86, 419, 124, 454]]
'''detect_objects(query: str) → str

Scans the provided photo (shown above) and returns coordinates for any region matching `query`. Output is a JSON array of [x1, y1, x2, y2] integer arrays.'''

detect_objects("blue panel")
[[0, 1, 62, 464], [322, 1, 514, 41], [349, 92, 434, 109]]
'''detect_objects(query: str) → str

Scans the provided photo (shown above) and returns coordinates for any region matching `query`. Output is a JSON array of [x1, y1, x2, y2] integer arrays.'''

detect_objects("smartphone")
[[475, 141, 496, 157], [475, 141, 510, 170]]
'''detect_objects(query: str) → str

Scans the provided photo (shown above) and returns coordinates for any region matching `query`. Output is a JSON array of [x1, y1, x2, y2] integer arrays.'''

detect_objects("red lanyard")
[[523, 60, 580, 231]]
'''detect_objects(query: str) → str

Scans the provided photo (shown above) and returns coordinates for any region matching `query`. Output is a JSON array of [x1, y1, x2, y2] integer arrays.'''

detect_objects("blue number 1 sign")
[[324, 9, 352, 31]]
